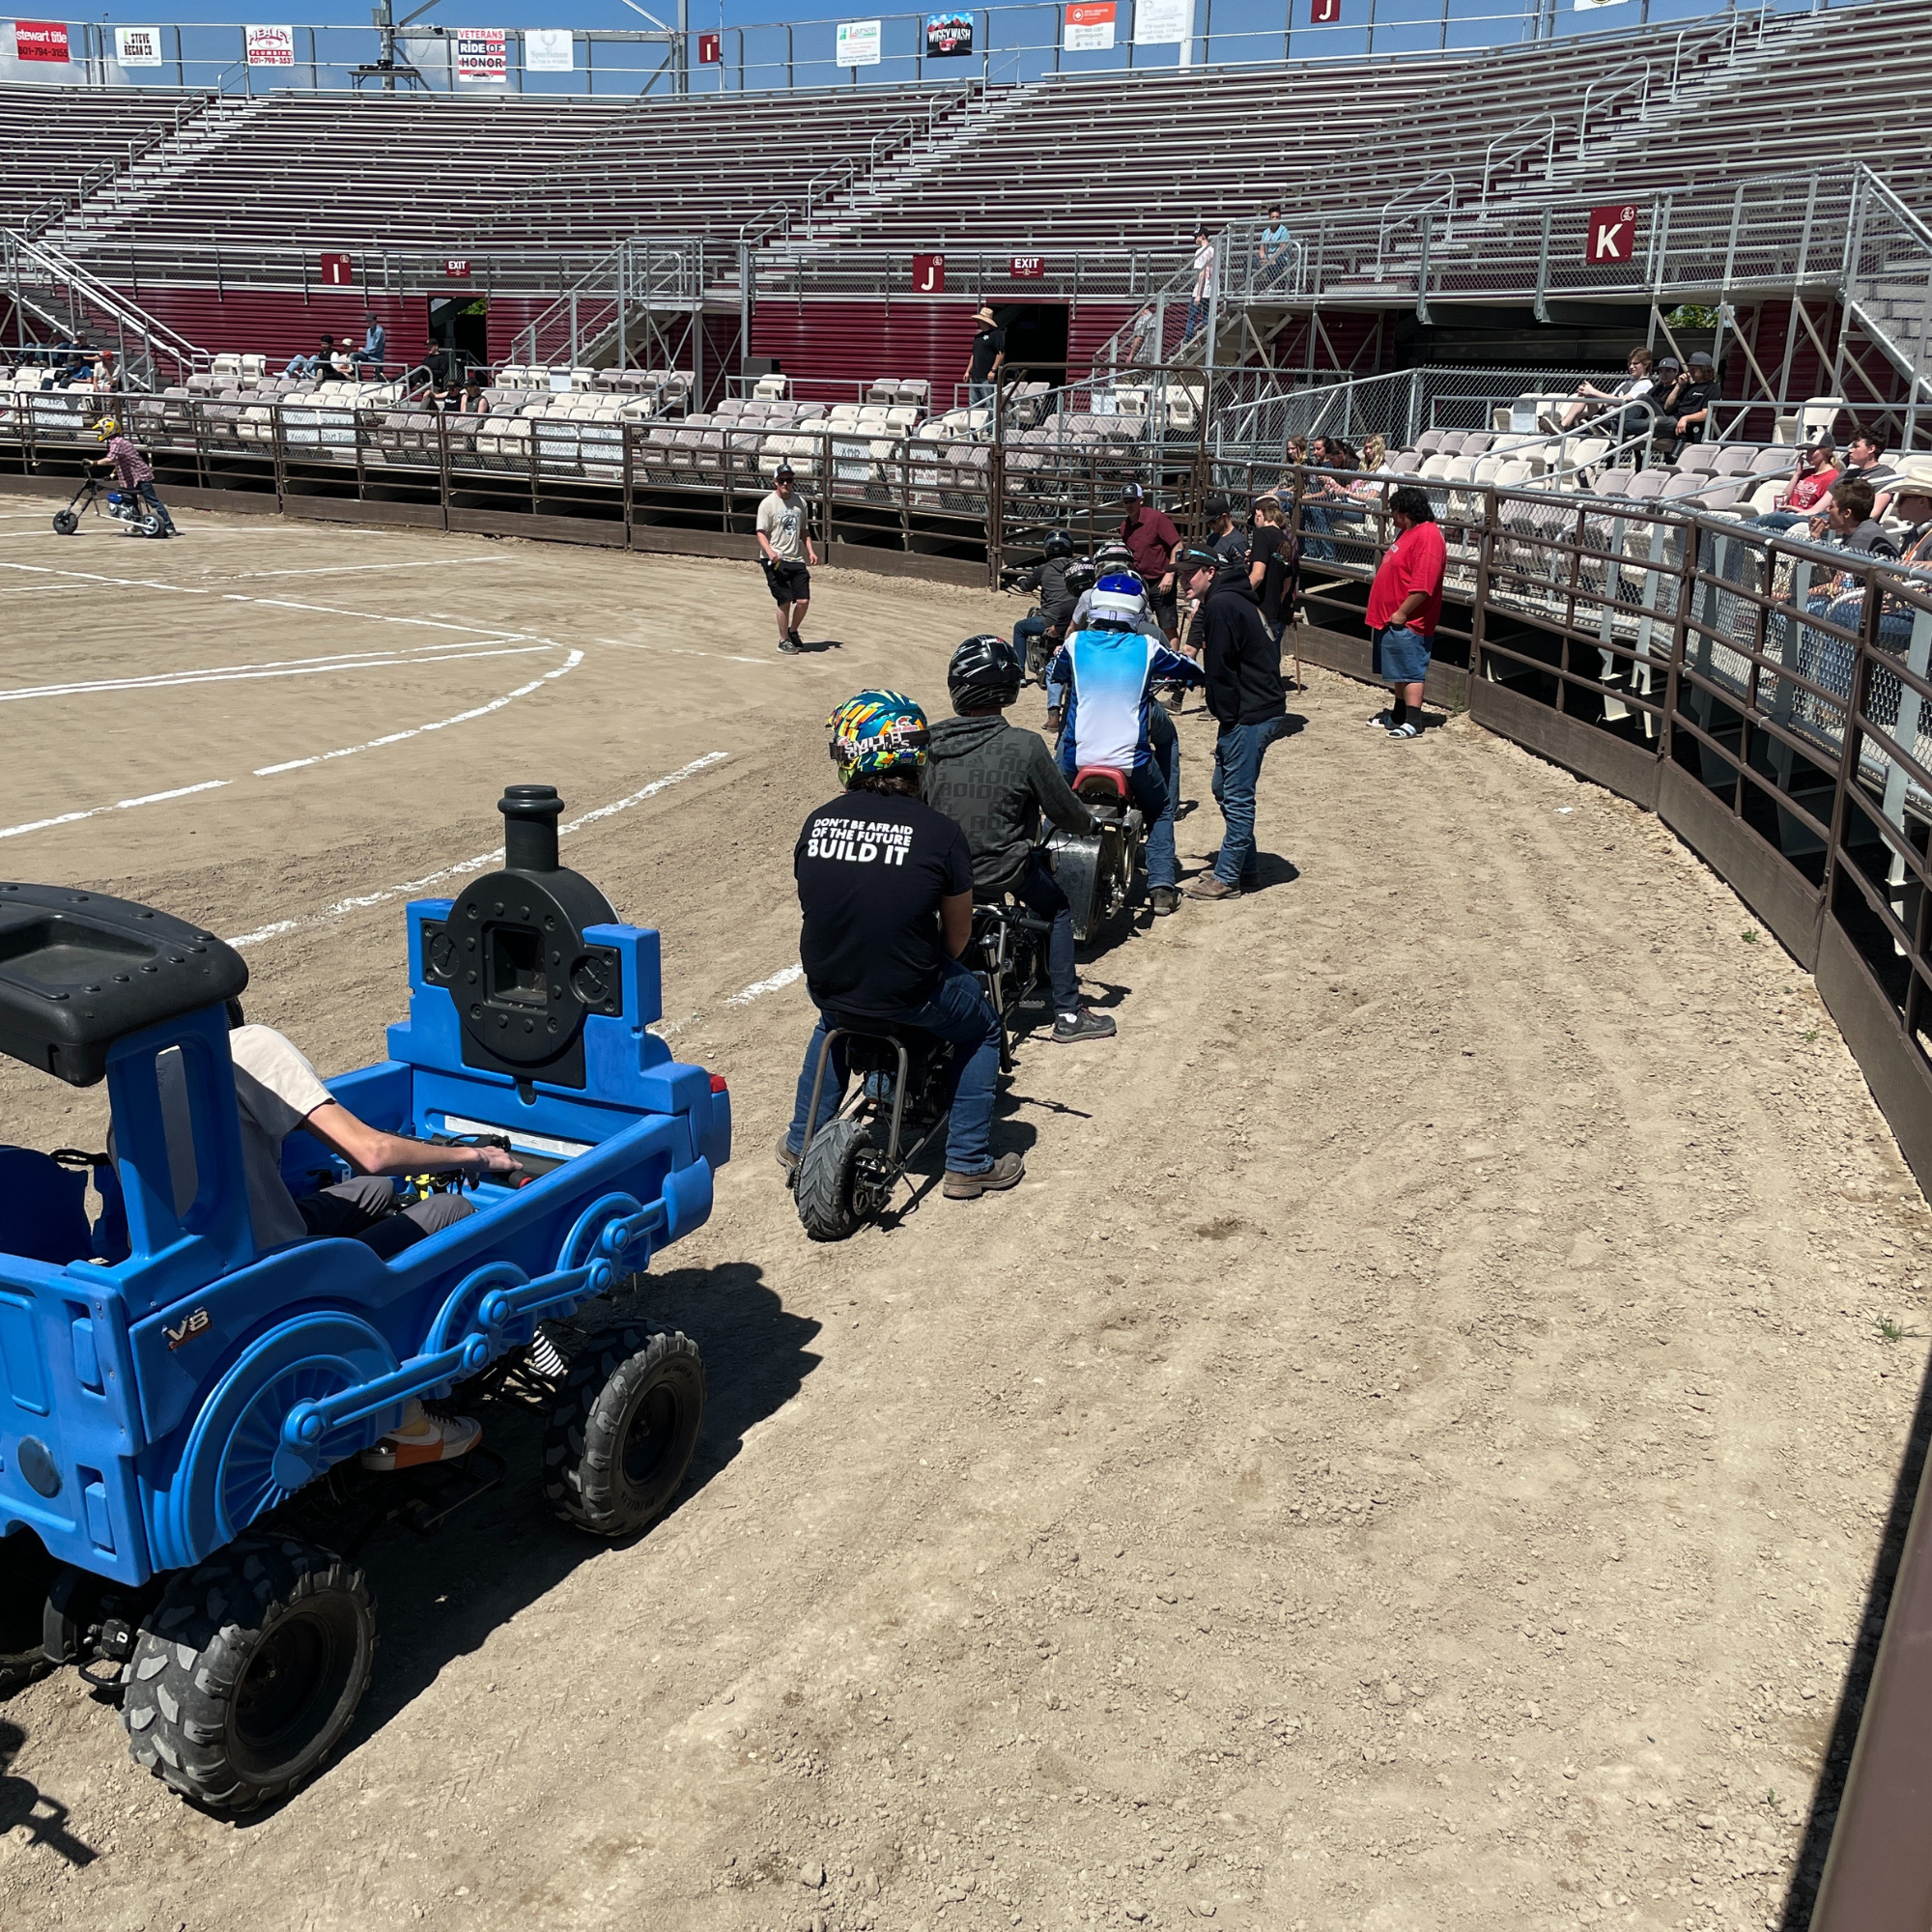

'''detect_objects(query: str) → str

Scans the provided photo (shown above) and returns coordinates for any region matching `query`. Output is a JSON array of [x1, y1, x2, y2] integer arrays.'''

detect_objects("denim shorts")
[[1374, 624, 1434, 686]]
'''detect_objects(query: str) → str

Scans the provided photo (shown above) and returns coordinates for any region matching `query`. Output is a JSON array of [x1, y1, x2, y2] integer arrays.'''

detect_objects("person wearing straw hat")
[[963, 306, 1005, 414]]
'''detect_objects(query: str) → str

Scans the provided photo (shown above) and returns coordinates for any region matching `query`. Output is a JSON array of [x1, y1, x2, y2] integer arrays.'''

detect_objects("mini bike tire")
[[541, 1326, 706, 1537], [122, 1534, 375, 1812], [794, 1116, 869, 1241], [50, 511, 78, 535]]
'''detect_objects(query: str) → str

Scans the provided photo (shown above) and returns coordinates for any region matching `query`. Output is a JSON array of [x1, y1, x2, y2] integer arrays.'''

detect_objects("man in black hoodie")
[[923, 635, 1118, 1044], [1178, 544, 1287, 902]]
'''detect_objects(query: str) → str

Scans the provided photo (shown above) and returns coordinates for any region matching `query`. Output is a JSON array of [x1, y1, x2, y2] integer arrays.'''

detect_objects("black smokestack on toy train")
[[419, 784, 625, 1090]]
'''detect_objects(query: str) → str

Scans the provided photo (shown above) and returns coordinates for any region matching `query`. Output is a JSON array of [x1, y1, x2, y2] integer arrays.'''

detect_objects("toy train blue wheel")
[[156, 1313, 399, 1571]]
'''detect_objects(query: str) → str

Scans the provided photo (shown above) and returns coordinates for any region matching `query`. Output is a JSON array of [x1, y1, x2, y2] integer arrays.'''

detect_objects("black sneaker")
[[1051, 1008, 1118, 1044], [787, 628, 805, 650]]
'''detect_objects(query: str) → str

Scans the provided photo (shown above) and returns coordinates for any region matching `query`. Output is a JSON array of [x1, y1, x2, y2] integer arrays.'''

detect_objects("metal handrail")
[[1377, 172, 1458, 270], [1479, 113, 1557, 219]]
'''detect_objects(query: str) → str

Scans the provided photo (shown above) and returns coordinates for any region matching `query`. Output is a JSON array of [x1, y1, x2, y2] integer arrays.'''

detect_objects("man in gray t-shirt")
[[755, 463, 820, 655], [222, 1015, 521, 1469]]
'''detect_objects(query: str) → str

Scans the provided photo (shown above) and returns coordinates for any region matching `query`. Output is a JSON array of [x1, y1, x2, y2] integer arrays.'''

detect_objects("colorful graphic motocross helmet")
[[827, 689, 931, 783]]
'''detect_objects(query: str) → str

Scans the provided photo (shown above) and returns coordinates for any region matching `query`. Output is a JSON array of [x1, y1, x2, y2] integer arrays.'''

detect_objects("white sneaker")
[[359, 1400, 482, 1471]]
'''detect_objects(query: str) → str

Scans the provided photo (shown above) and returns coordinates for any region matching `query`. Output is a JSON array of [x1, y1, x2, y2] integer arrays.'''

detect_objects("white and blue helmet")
[[1088, 572, 1149, 628]]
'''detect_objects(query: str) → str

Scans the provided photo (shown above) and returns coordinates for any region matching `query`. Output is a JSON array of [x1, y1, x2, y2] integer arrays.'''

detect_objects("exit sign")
[[1010, 255, 1046, 279]]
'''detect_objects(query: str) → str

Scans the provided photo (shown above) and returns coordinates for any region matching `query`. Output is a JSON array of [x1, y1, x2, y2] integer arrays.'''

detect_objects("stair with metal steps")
[[47, 95, 268, 257]]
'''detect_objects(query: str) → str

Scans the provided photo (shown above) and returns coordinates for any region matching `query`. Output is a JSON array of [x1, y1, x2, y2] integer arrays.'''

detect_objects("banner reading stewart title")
[[13, 18, 71, 61], [925, 12, 973, 57]]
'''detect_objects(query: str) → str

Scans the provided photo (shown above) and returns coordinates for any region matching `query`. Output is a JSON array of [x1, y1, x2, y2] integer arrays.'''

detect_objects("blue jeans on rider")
[[1014, 611, 1047, 667], [1210, 719, 1279, 888], [786, 953, 1003, 1176], [137, 480, 177, 535], [1128, 759, 1178, 891], [1010, 853, 1080, 1014]]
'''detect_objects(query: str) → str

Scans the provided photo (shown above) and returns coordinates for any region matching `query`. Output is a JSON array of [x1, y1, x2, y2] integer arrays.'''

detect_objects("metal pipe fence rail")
[[6, 2, 1734, 100], [2, 380, 1929, 1917]]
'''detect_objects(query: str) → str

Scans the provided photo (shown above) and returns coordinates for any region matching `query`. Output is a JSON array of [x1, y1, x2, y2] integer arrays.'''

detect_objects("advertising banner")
[[1132, 0, 1186, 43], [14, 19, 71, 61], [114, 24, 163, 64], [524, 26, 572, 71], [243, 24, 294, 65], [1586, 203, 1638, 263], [1064, 3, 1117, 52], [836, 19, 881, 65], [456, 28, 508, 82], [924, 12, 973, 58]]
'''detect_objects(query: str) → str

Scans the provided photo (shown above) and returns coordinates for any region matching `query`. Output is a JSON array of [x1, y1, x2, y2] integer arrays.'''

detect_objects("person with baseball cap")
[[1175, 542, 1286, 900], [756, 462, 819, 655], [1119, 482, 1182, 642]]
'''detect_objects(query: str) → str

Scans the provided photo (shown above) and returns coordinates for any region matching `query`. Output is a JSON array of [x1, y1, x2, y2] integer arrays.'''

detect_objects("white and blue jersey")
[[1051, 627, 1202, 776]]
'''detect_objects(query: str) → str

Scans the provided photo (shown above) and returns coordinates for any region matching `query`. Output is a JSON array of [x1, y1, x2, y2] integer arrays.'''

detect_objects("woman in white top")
[[1183, 228, 1215, 344]]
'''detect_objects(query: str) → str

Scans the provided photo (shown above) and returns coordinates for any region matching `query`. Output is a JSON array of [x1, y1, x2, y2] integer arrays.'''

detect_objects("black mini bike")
[[788, 901, 1048, 1240]]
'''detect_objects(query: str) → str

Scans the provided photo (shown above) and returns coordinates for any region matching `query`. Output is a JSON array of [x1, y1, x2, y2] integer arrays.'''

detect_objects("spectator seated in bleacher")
[[1295, 437, 1365, 560], [1651, 351, 1719, 463], [1546, 346, 1658, 438], [358, 316, 385, 376], [461, 369, 489, 413], [287, 333, 336, 380], [1795, 477, 1903, 700], [1747, 439, 1840, 536]]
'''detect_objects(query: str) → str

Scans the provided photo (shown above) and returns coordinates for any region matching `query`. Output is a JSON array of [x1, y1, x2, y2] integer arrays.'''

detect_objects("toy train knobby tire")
[[122, 1533, 376, 1811], [0, 782, 730, 1811], [541, 1325, 705, 1536]]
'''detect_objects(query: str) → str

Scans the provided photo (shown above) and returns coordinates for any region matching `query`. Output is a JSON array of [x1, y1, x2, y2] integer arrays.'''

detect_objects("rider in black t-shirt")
[[780, 690, 1023, 1202]]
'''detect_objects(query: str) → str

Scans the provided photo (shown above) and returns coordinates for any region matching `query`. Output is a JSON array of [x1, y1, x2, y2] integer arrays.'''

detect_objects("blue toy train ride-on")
[[0, 783, 730, 1809]]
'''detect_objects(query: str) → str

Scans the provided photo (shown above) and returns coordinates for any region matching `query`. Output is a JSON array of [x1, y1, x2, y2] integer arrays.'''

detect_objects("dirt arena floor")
[[1, 490, 1929, 1932]]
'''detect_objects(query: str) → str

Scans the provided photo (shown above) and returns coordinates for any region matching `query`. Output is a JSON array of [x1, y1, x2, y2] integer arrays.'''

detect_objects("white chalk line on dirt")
[[226, 753, 733, 951], [253, 649, 585, 775], [213, 556, 515, 582], [0, 560, 549, 643], [590, 634, 772, 668], [0, 640, 558, 704], [727, 963, 804, 1005], [0, 652, 588, 840], [0, 780, 233, 843]]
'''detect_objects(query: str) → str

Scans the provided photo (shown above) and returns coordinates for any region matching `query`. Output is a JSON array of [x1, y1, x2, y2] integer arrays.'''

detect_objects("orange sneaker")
[[358, 1400, 482, 1472]]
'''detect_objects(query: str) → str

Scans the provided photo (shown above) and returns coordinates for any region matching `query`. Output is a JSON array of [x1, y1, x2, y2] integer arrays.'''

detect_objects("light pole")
[[369, 0, 440, 92]]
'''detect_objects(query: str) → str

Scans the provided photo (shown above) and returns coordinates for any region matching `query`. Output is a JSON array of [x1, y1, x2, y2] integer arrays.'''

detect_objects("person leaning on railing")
[[1794, 477, 1903, 701]]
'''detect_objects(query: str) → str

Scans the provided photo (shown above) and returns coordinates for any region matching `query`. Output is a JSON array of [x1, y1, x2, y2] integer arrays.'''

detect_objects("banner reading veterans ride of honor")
[[524, 26, 572, 71], [1064, 1, 1117, 49], [924, 11, 973, 57], [455, 28, 507, 81], [114, 24, 162, 64], [243, 23, 294, 64], [836, 18, 882, 65]]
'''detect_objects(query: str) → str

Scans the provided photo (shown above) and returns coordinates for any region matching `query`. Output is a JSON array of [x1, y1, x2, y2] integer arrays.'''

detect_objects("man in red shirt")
[[1364, 486, 1446, 740], [1120, 483, 1181, 642]]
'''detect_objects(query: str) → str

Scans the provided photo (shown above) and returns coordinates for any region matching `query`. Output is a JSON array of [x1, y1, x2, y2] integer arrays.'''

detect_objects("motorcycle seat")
[[1073, 765, 1130, 802]]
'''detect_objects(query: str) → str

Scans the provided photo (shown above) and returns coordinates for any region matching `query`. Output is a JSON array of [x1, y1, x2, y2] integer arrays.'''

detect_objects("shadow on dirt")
[[0, 1719, 97, 1866], [325, 1260, 819, 1769]]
